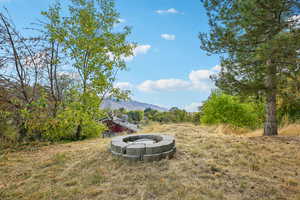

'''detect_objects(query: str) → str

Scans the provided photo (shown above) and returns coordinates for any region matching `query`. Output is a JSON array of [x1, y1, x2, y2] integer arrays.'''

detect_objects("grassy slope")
[[0, 123, 300, 200]]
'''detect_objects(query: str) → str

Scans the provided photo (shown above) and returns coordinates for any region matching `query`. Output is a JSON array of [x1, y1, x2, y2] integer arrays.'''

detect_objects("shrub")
[[0, 110, 18, 143], [42, 107, 106, 141], [127, 110, 144, 123], [200, 91, 264, 129], [20, 90, 107, 142]]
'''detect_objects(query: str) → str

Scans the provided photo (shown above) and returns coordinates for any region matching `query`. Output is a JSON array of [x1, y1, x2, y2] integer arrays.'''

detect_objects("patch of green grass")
[[52, 153, 67, 165], [89, 173, 106, 185]]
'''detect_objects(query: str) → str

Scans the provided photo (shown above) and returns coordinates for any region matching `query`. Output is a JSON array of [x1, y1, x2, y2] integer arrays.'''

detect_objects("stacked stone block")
[[110, 134, 176, 161]]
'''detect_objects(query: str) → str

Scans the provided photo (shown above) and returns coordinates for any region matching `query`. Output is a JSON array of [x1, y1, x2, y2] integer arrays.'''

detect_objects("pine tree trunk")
[[264, 60, 278, 136]]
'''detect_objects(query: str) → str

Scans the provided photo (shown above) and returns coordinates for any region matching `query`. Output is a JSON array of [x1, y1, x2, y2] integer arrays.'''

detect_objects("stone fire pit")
[[110, 134, 176, 161]]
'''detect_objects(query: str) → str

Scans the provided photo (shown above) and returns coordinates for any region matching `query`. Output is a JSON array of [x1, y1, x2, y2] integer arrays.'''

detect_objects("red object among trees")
[[101, 116, 139, 134], [104, 120, 134, 133]]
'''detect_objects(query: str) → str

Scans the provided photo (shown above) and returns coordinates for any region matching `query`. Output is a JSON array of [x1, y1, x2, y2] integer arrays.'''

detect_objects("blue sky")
[[0, 0, 221, 112]]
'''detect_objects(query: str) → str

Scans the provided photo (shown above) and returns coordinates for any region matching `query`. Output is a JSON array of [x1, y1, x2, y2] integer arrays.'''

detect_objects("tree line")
[[110, 107, 201, 124]]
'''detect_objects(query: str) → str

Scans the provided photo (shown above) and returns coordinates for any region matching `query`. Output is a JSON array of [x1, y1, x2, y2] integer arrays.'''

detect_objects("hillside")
[[101, 99, 168, 111], [1, 123, 300, 200]]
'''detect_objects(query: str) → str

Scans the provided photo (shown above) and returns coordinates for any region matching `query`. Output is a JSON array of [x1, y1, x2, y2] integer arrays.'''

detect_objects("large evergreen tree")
[[200, 0, 300, 135]]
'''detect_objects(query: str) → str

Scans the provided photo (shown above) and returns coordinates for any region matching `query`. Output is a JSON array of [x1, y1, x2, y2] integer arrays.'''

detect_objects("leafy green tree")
[[127, 110, 144, 123], [200, 91, 264, 129], [143, 107, 195, 124], [169, 107, 189, 122], [42, 0, 134, 139], [144, 108, 159, 121], [199, 0, 300, 135], [40, 1, 66, 117], [191, 112, 201, 124], [277, 75, 300, 122], [0, 110, 18, 144], [44, 89, 107, 141], [61, 0, 133, 95]]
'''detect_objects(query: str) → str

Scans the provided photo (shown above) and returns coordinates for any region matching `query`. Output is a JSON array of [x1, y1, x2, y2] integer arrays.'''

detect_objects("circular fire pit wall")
[[110, 134, 176, 161]]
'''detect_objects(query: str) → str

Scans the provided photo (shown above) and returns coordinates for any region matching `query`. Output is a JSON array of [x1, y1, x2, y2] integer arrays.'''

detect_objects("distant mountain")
[[101, 99, 168, 111]]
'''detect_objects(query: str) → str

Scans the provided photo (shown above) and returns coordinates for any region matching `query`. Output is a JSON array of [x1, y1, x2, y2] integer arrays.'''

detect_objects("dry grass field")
[[0, 123, 300, 200]]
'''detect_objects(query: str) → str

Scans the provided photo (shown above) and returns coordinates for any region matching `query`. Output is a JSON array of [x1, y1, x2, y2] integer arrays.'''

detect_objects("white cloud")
[[190, 81, 212, 91], [133, 45, 151, 55], [188, 69, 214, 91], [137, 65, 220, 93], [288, 15, 300, 29], [108, 44, 151, 62], [156, 8, 182, 14], [189, 69, 212, 82], [124, 44, 152, 62], [184, 102, 203, 112], [115, 82, 133, 90], [161, 34, 176, 40], [58, 71, 80, 80], [212, 65, 221, 72], [118, 18, 126, 23], [138, 79, 190, 92]]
